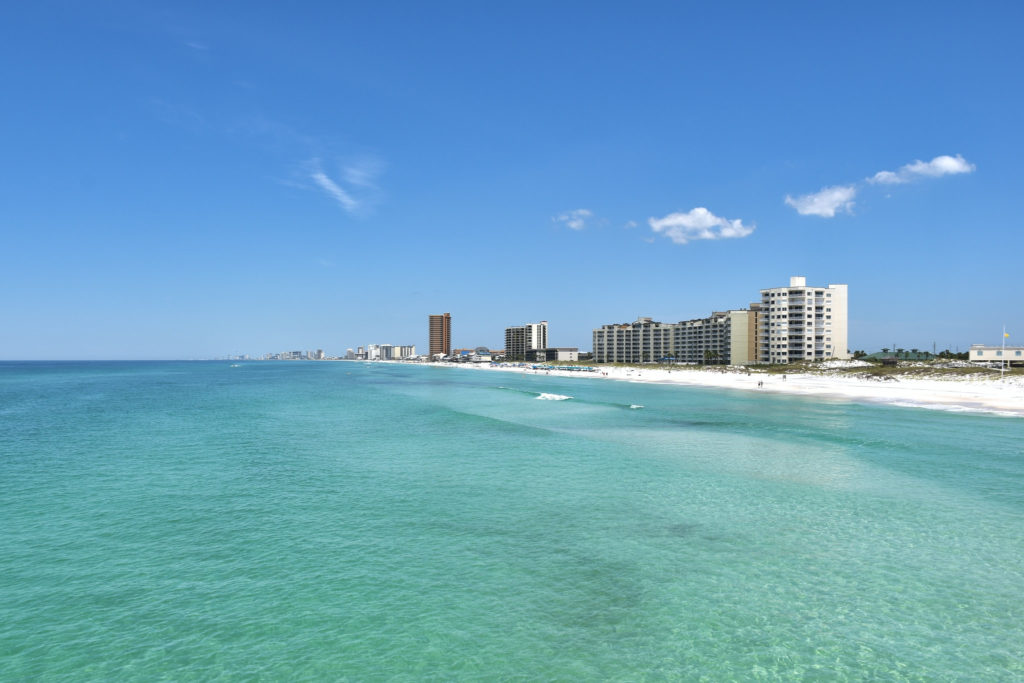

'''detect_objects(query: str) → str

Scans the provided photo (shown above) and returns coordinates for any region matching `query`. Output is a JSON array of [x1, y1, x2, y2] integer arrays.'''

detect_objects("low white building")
[[526, 347, 579, 362], [969, 344, 1024, 366]]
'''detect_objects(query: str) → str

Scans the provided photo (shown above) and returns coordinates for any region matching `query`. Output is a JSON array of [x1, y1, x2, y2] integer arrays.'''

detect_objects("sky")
[[2, 1, 1023, 359]]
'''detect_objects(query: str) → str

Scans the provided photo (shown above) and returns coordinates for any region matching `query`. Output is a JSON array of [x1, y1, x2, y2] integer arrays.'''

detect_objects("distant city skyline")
[[2, 3, 1022, 359]]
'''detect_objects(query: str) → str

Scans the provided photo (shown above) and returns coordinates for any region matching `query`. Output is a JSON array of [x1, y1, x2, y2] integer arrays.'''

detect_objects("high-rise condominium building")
[[592, 310, 757, 364], [758, 276, 848, 362], [429, 313, 451, 357], [504, 321, 548, 360]]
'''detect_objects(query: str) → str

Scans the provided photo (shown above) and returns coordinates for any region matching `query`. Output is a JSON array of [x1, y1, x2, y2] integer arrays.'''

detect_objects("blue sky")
[[2, 2, 1022, 359]]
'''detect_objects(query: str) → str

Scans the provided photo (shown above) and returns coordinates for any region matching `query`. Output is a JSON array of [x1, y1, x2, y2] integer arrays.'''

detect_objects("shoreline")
[[402, 360, 1024, 418]]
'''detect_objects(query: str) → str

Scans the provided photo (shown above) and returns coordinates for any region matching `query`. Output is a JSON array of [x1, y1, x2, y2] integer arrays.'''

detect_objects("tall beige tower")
[[429, 313, 451, 358]]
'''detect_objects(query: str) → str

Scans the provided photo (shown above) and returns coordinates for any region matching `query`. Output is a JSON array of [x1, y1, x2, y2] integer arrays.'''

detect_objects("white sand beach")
[[435, 361, 1024, 417]]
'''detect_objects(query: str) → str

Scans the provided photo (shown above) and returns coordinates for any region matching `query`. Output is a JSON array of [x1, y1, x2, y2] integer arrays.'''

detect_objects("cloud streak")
[[648, 207, 754, 245], [308, 158, 383, 215], [786, 153, 975, 218], [553, 209, 592, 230], [311, 168, 358, 212]]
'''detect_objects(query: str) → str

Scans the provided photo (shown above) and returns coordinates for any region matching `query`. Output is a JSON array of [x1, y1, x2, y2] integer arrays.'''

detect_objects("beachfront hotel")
[[592, 318, 675, 364], [592, 310, 758, 364], [429, 313, 452, 358], [758, 276, 848, 363], [592, 276, 847, 364], [504, 321, 548, 361], [364, 344, 417, 361]]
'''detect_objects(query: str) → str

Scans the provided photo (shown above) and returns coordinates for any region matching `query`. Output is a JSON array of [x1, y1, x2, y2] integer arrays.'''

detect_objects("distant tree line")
[[851, 348, 968, 360]]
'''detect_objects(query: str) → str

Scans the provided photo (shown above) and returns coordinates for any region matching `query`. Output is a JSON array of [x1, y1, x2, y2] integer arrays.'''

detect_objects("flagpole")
[[1002, 325, 1007, 378]]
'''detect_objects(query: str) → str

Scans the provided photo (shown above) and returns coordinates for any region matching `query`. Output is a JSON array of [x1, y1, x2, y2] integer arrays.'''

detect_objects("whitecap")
[[888, 401, 1022, 418], [536, 393, 572, 401]]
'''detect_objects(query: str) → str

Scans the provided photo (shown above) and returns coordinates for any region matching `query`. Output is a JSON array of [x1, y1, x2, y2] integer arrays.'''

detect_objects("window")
[[997, 351, 1003, 356], [977, 351, 984, 356]]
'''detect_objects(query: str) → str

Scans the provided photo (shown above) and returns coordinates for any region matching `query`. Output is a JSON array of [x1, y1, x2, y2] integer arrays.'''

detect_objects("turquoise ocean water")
[[2, 360, 1023, 680]]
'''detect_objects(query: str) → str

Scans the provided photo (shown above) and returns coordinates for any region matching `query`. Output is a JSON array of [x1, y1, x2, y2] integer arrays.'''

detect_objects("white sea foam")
[[536, 393, 572, 401], [888, 401, 1021, 418], [630, 404, 644, 409]]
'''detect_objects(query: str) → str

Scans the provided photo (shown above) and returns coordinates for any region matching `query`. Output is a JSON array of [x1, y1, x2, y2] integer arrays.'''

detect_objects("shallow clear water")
[[2, 361, 1023, 679]]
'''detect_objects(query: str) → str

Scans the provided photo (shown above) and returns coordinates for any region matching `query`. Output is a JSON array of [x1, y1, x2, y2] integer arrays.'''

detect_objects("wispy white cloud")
[[185, 41, 209, 51], [868, 154, 975, 184], [344, 158, 386, 188], [308, 158, 384, 215], [624, 220, 638, 229], [787, 153, 975, 218], [553, 209, 593, 230], [648, 207, 754, 245], [784, 185, 857, 217], [311, 168, 358, 213]]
